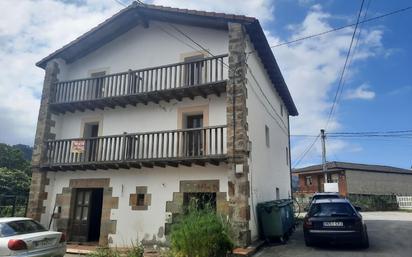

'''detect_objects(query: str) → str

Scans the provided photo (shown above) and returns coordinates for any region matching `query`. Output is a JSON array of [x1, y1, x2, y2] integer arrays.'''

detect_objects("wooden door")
[[185, 115, 203, 156], [71, 189, 92, 242]]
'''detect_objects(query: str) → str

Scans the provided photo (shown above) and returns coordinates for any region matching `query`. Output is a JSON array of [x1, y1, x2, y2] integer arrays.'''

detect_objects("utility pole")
[[321, 129, 328, 183]]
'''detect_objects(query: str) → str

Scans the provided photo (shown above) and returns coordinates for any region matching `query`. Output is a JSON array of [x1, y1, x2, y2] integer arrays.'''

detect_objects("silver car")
[[0, 218, 66, 257]]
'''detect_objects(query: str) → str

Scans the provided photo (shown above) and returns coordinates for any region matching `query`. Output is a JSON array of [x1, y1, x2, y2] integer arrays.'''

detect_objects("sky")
[[0, 0, 411, 169]]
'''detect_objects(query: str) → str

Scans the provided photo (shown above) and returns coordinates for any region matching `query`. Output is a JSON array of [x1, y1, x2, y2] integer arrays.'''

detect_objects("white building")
[[28, 3, 298, 248]]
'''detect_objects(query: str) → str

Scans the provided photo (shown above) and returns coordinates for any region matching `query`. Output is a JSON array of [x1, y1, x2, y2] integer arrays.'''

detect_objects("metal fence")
[[396, 196, 412, 210], [0, 195, 28, 217]]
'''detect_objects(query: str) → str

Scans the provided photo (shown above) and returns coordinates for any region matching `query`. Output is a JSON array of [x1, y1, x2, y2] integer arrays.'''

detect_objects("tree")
[[0, 143, 32, 197], [0, 143, 31, 175], [0, 168, 31, 196]]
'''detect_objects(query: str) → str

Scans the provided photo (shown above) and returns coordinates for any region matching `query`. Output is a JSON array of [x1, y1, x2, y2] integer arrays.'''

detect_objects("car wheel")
[[361, 230, 369, 249]]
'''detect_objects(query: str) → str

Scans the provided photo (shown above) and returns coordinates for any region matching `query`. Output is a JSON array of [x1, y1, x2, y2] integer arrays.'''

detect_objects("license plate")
[[34, 238, 54, 248], [323, 221, 343, 227]]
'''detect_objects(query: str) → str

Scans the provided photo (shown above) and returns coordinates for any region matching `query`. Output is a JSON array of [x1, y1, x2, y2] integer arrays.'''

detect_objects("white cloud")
[[345, 84, 376, 100], [149, 0, 275, 23], [0, 0, 122, 145], [267, 5, 384, 167]]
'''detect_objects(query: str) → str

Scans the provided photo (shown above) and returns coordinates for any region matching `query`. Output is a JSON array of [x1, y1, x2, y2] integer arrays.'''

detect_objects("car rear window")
[[313, 195, 340, 200], [0, 220, 47, 237], [309, 203, 356, 217]]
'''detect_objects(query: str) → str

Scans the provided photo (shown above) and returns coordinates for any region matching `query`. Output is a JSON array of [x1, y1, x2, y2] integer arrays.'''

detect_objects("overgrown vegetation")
[[170, 204, 234, 257], [348, 194, 399, 211], [86, 243, 144, 257], [0, 143, 32, 217], [0, 143, 32, 196]]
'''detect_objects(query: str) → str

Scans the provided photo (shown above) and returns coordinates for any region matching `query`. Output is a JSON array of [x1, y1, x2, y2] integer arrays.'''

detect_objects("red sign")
[[71, 140, 85, 153]]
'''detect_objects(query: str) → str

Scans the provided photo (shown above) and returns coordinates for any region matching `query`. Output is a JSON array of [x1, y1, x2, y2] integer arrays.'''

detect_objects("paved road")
[[256, 212, 412, 257]]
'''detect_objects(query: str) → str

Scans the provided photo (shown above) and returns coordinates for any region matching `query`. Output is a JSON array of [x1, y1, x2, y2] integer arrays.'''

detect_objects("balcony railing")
[[51, 54, 228, 112], [43, 126, 227, 170]]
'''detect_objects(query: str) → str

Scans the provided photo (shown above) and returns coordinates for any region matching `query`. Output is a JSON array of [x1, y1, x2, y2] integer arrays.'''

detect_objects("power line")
[[329, 129, 412, 135], [325, 0, 365, 129], [292, 134, 320, 169], [252, 6, 412, 52]]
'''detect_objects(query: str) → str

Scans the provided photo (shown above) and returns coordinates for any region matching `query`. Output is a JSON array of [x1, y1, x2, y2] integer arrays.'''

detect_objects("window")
[[276, 188, 280, 200], [129, 186, 151, 211], [331, 173, 339, 183], [0, 220, 46, 237], [184, 54, 204, 86], [265, 125, 270, 147], [305, 176, 313, 186], [183, 192, 216, 211], [90, 71, 106, 98], [136, 194, 145, 206], [308, 203, 356, 217]]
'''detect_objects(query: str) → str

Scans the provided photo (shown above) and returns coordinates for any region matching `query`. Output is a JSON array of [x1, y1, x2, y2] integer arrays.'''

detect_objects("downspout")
[[288, 115, 293, 199]]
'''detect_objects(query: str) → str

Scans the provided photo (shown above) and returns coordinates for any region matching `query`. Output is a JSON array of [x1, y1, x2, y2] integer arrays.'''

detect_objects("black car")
[[303, 198, 369, 248], [311, 192, 341, 203]]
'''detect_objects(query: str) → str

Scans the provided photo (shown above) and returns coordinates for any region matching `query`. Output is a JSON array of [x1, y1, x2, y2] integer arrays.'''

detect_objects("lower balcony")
[[42, 126, 227, 171]]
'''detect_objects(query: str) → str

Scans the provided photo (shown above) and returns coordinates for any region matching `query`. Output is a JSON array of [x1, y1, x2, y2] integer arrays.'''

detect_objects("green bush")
[[348, 194, 399, 211], [170, 204, 233, 257]]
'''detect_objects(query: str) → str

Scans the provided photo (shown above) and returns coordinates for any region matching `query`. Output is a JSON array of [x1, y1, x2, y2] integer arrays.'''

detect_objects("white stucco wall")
[[245, 38, 291, 240], [54, 95, 226, 140], [41, 165, 228, 247], [57, 21, 228, 81]]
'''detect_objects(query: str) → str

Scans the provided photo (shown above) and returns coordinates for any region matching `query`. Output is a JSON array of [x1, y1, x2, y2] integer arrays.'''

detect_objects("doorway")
[[184, 54, 204, 86], [70, 188, 103, 243], [83, 122, 99, 162], [184, 114, 203, 156]]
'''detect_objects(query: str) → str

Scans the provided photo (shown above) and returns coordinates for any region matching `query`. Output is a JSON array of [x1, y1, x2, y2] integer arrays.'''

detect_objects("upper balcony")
[[50, 54, 228, 113]]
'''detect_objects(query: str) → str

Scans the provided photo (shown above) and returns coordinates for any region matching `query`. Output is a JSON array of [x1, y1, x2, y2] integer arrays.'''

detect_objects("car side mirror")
[[355, 206, 362, 212]]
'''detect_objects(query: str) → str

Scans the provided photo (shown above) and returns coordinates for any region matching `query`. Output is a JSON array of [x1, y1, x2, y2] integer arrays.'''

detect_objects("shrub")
[[170, 204, 233, 257]]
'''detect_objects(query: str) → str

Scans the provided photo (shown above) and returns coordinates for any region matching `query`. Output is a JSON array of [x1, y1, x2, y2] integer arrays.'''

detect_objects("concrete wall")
[[41, 165, 228, 247], [346, 170, 412, 195], [57, 21, 228, 81], [245, 37, 291, 240], [53, 95, 226, 140]]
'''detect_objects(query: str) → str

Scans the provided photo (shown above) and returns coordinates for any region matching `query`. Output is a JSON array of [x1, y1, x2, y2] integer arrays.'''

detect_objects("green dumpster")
[[257, 199, 294, 242]]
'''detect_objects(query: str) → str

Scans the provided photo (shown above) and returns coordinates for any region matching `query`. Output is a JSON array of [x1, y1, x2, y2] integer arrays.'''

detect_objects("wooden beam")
[[209, 160, 220, 166], [154, 162, 166, 168], [194, 160, 206, 167], [142, 162, 154, 168], [167, 162, 179, 168]]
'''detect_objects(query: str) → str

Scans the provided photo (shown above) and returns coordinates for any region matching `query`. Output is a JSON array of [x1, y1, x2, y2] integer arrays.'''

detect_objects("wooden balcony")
[[42, 126, 227, 171], [50, 54, 228, 113]]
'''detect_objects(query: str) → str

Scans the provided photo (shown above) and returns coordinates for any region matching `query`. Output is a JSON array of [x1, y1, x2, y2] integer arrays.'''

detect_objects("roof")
[[312, 198, 350, 204], [36, 2, 298, 116], [293, 161, 412, 175]]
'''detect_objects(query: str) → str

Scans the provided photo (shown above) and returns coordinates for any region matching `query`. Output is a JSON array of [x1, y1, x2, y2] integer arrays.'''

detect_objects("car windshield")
[[0, 220, 47, 237], [309, 203, 356, 217]]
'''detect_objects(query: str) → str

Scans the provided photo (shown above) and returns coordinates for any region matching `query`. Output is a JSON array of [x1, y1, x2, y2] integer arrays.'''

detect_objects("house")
[[27, 2, 298, 248], [293, 161, 412, 196]]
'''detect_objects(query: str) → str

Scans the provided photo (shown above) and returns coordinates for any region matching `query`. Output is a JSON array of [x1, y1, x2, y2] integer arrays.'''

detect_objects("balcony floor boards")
[[50, 81, 226, 114], [41, 156, 227, 171]]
